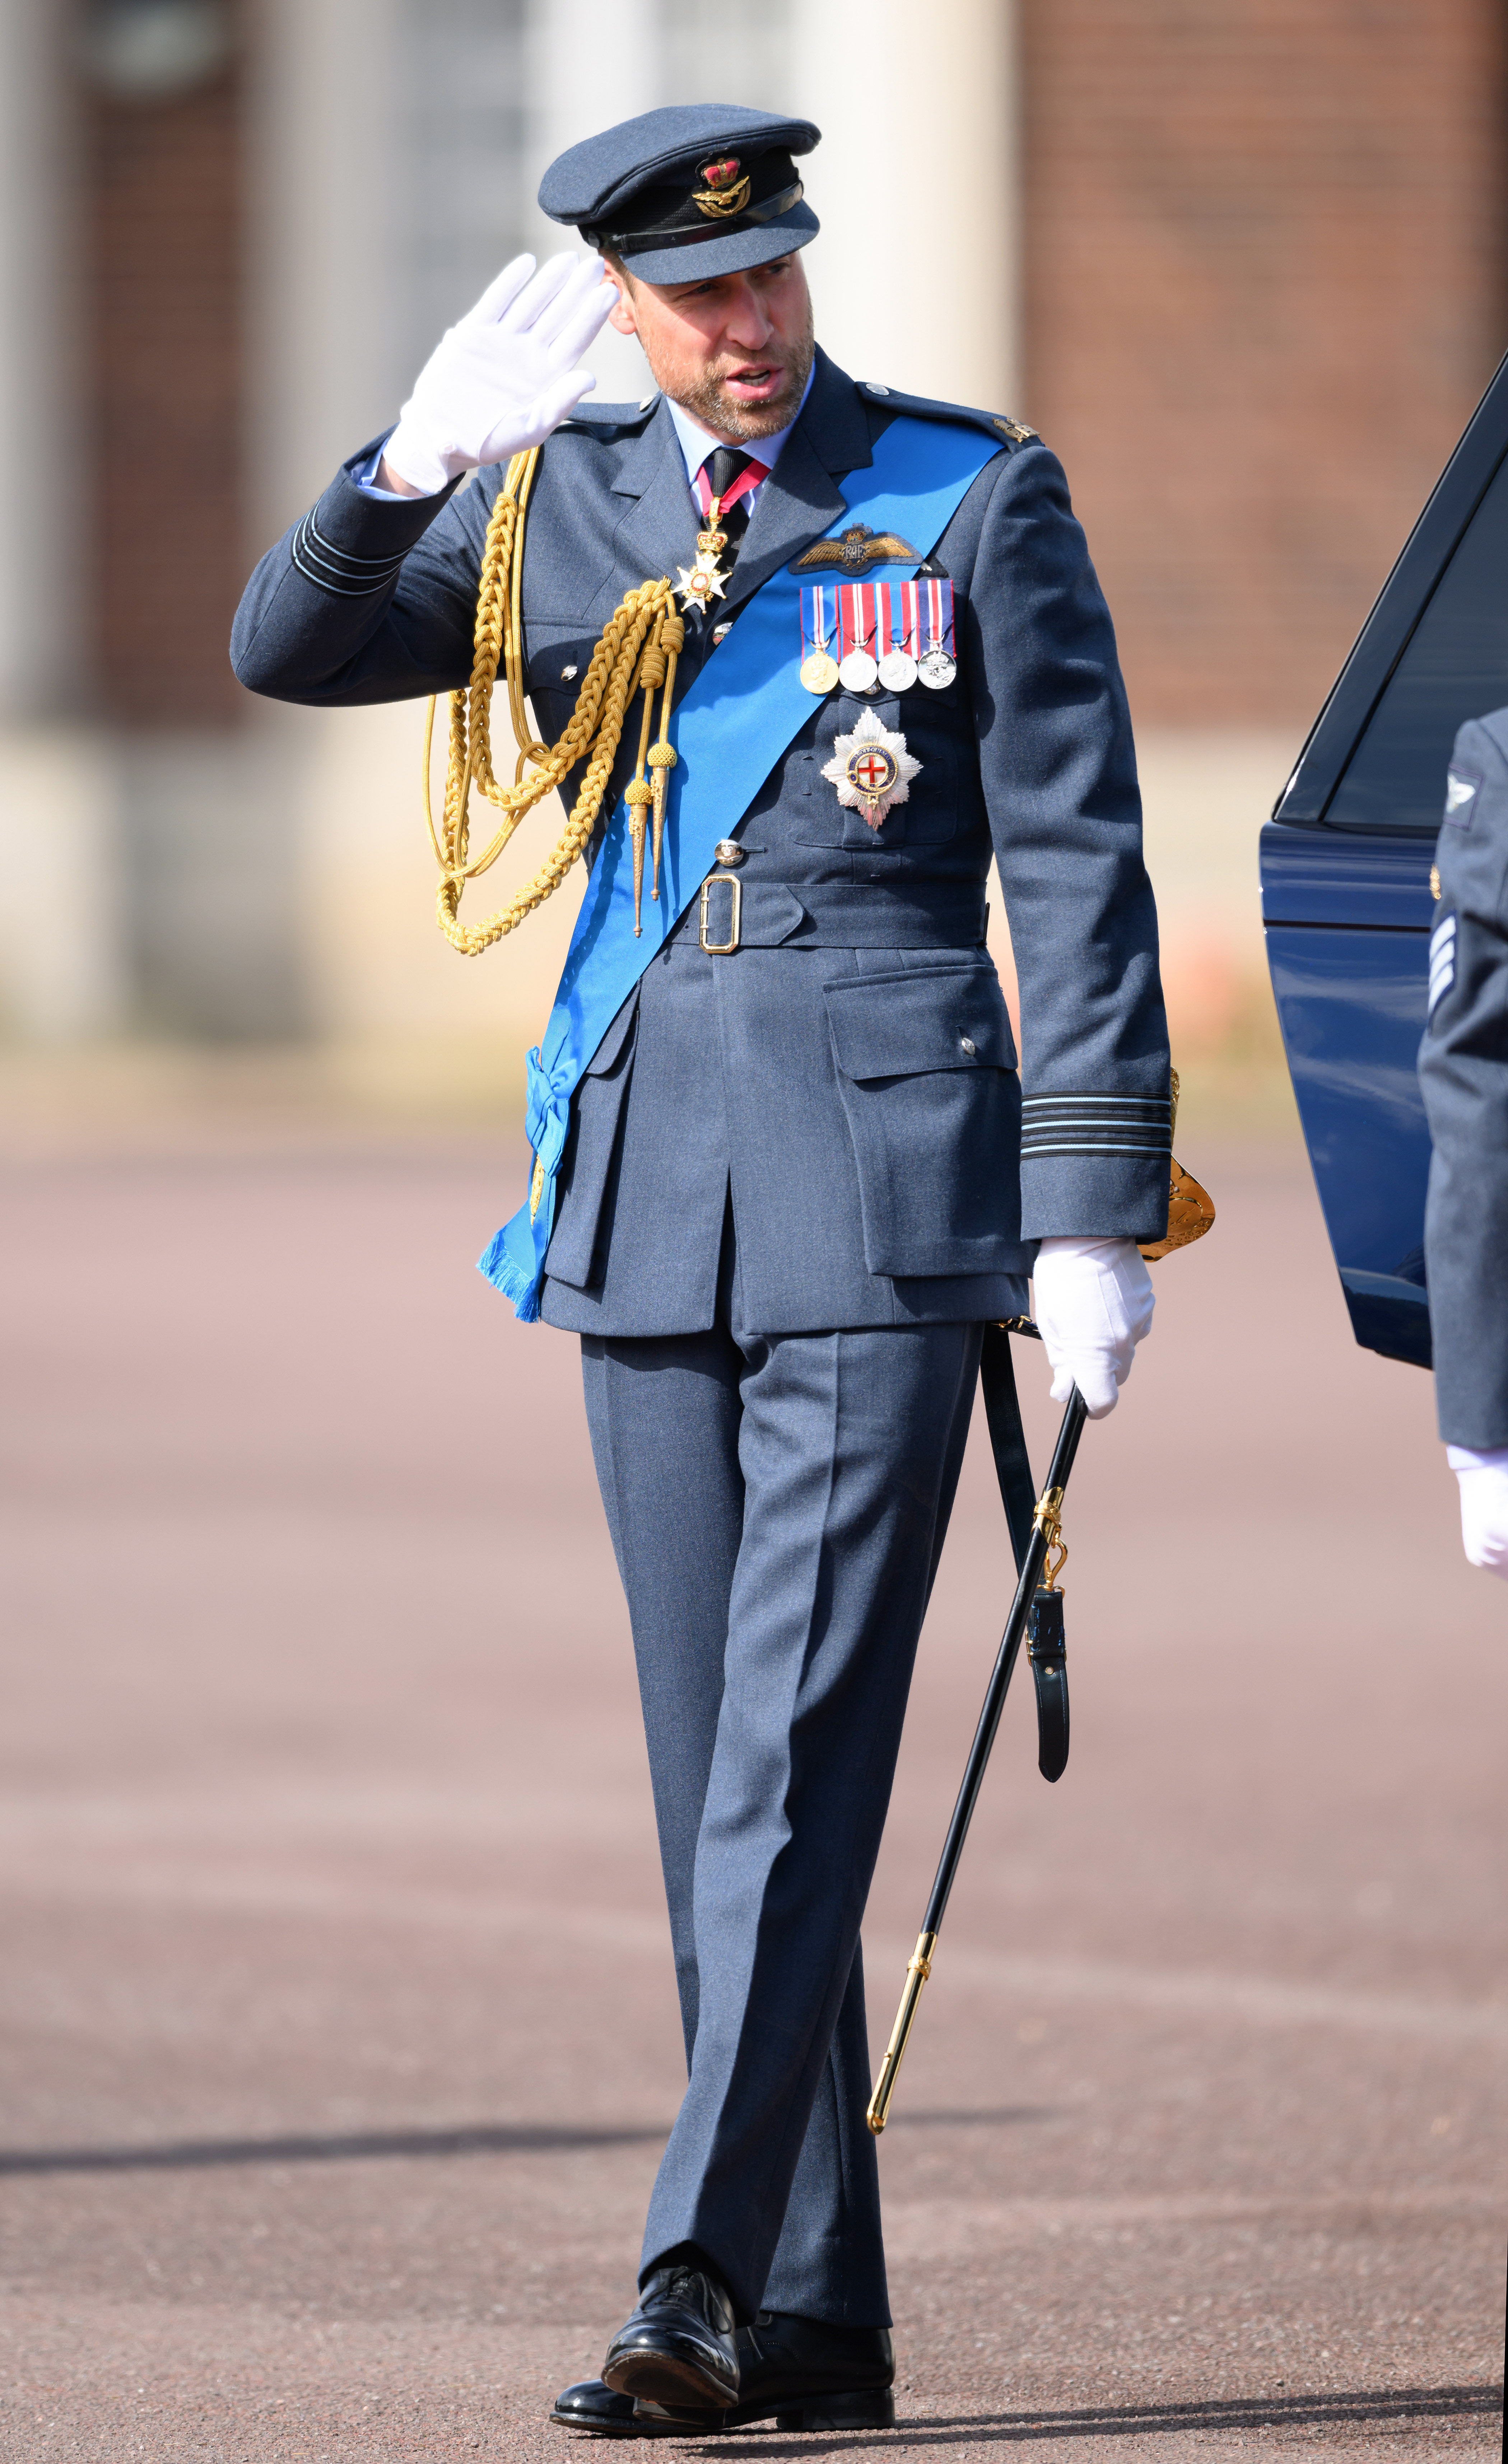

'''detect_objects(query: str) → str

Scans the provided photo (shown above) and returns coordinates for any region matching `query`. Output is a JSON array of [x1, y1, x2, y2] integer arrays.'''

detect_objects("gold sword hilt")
[[866, 1931, 936, 2134]]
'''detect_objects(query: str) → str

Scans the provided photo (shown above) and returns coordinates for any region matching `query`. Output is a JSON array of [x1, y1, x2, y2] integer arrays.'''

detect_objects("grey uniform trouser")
[[580, 1301, 982, 2328]]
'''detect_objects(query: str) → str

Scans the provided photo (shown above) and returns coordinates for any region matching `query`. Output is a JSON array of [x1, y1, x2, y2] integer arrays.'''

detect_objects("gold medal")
[[800, 649, 840, 693]]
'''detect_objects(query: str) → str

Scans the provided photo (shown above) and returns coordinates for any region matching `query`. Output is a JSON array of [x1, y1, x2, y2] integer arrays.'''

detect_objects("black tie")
[[706, 446, 755, 568]]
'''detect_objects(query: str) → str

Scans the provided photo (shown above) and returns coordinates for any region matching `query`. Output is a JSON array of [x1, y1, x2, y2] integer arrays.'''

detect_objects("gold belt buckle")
[[698, 871, 742, 954]]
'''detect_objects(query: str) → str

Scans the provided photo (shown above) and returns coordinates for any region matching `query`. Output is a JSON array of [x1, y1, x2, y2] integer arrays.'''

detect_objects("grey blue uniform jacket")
[[1420, 709, 1508, 1449], [232, 347, 1170, 1338]]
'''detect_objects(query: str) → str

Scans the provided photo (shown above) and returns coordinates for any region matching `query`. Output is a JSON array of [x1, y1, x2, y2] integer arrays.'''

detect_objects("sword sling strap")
[[978, 1324, 1070, 1784]]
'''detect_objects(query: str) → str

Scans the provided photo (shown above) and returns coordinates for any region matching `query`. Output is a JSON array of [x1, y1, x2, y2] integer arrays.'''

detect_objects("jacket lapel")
[[608, 400, 701, 590]]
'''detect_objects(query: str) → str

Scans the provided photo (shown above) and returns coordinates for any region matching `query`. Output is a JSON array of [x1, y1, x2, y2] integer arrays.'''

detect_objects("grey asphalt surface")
[[0, 1125, 1503, 2461]]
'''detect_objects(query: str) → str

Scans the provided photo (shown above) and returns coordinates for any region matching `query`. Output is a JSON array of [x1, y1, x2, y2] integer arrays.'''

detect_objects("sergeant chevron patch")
[[1428, 912, 1457, 1014]]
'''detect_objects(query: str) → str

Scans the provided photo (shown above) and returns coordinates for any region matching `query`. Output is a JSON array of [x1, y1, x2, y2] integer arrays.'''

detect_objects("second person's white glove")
[[1032, 1235, 1155, 1419], [1446, 1444, 1508, 1580], [383, 252, 615, 497]]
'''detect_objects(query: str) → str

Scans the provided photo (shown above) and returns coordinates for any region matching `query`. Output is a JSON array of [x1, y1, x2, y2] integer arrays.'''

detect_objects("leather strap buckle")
[[698, 872, 742, 954]]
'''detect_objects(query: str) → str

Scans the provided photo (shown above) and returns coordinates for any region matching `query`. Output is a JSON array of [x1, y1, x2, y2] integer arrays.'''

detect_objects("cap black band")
[[590, 177, 805, 259]]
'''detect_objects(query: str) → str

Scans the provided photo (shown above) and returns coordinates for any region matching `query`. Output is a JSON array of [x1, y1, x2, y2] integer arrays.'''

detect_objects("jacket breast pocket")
[[825, 962, 1023, 1279], [524, 620, 603, 709], [543, 992, 638, 1291], [794, 695, 960, 851]]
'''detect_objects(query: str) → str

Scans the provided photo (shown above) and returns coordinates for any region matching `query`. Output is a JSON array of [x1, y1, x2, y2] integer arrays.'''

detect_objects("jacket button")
[[960, 1036, 977, 1056]]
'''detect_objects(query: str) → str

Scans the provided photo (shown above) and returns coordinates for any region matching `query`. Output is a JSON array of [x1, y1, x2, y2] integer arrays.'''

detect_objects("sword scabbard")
[[866, 1930, 936, 2134]]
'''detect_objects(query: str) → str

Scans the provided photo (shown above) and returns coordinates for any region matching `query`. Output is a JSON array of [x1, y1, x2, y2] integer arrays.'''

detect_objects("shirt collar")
[[662, 360, 816, 492]]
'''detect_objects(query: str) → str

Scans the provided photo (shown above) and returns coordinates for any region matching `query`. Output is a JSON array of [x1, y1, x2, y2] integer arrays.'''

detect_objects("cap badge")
[[822, 707, 921, 829], [693, 156, 752, 218]]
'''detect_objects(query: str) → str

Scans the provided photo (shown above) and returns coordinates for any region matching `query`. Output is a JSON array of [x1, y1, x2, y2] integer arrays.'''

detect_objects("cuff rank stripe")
[[1020, 1091, 1172, 1161], [291, 508, 408, 598]]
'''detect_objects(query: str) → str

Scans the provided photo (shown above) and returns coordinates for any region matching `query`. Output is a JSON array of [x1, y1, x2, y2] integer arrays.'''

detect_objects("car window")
[[1327, 446, 1508, 832]]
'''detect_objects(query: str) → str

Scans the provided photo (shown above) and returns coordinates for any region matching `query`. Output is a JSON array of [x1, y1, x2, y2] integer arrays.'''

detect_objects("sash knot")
[[525, 1043, 573, 1183]]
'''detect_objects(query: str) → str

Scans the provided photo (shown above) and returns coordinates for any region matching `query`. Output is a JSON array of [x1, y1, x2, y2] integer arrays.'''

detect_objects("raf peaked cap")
[[539, 106, 820, 285]]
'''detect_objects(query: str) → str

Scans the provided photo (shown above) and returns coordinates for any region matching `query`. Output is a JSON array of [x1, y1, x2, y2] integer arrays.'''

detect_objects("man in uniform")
[[233, 106, 1170, 2435], [1420, 710, 1508, 1581]]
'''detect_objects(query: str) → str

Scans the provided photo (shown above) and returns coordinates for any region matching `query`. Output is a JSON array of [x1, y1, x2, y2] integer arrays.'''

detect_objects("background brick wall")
[[84, 11, 245, 726], [1021, 0, 1508, 729]]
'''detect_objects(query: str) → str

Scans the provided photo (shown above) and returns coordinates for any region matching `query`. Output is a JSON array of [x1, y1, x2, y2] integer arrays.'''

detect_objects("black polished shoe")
[[550, 2377, 686, 2436], [637, 2311, 895, 2433], [601, 2263, 740, 2411]]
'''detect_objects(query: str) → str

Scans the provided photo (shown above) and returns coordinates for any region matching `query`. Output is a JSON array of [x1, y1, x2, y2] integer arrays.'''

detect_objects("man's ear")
[[606, 270, 639, 339]]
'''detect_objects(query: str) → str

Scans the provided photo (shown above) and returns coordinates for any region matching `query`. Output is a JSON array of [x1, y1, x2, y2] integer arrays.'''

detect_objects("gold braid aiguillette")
[[422, 448, 683, 955]]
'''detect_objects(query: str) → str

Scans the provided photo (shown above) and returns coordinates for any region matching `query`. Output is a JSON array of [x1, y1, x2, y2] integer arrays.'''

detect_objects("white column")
[[520, 0, 663, 403], [245, 0, 410, 539], [786, 0, 1021, 414], [0, 0, 79, 712], [0, 0, 126, 1036]]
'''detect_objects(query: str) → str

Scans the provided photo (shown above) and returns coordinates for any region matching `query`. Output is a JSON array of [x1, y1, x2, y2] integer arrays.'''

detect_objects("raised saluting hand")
[[381, 252, 616, 497]]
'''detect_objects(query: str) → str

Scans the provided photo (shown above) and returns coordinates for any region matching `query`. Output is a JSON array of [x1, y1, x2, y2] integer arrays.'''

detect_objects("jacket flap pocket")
[[825, 967, 1016, 1081], [583, 990, 638, 1077]]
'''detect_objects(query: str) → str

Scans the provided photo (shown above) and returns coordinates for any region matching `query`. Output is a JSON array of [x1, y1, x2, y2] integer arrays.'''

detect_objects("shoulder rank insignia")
[[791, 522, 922, 575], [992, 415, 1036, 443]]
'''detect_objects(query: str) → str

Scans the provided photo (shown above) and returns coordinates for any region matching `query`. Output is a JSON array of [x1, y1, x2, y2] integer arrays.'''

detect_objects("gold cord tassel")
[[648, 612, 683, 901], [422, 448, 681, 956]]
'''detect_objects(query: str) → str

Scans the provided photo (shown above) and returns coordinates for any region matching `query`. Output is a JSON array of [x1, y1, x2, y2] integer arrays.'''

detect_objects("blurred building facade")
[[0, 0, 1502, 1082]]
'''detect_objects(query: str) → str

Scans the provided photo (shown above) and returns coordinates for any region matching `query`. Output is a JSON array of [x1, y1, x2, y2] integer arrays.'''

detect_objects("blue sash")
[[480, 412, 1001, 1320]]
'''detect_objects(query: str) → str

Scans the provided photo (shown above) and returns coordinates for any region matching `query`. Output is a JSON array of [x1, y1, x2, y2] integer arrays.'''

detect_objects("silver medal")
[[918, 646, 956, 689], [838, 647, 879, 692], [877, 647, 917, 692]]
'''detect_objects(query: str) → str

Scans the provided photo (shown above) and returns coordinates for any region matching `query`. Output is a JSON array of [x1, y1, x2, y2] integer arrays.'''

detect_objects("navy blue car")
[[1262, 348, 1508, 1373]]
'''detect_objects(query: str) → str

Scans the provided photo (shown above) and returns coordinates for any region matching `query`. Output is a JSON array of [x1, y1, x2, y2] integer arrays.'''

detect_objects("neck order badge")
[[479, 413, 1003, 1321]]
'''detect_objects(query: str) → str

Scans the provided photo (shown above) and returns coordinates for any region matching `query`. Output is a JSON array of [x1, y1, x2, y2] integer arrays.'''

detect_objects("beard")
[[662, 295, 816, 442]]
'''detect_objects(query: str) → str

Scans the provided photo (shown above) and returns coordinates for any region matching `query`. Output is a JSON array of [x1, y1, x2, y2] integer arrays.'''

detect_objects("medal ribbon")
[[925, 576, 955, 655], [802, 584, 831, 660], [479, 413, 1005, 1321], [901, 578, 920, 657], [840, 583, 877, 663], [693, 457, 769, 520]]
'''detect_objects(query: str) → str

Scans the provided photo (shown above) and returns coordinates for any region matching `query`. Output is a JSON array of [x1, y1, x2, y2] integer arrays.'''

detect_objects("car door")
[[1262, 348, 1508, 1370]]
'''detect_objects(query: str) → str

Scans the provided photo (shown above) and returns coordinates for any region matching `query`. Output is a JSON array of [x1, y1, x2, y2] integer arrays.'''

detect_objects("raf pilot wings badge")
[[791, 522, 922, 575]]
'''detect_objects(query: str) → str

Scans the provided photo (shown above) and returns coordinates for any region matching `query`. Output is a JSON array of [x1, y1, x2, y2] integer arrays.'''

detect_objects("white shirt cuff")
[[354, 443, 441, 501]]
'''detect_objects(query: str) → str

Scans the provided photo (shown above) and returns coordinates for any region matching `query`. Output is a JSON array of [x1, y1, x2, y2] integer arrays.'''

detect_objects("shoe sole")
[[646, 2386, 896, 2435], [549, 2407, 685, 2438]]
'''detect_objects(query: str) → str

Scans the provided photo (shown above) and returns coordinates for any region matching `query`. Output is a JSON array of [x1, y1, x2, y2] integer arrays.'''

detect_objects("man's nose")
[[720, 278, 775, 350]]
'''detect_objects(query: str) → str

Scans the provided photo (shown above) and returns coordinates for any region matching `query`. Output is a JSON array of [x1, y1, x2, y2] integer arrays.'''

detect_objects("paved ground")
[[0, 1124, 1503, 2460]]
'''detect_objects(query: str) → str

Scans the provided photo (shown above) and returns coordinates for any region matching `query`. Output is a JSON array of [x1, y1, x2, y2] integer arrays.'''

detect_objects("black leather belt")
[[685, 876, 988, 953]]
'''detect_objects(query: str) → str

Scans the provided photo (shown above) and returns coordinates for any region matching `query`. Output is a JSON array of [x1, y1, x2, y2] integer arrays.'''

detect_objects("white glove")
[[1446, 1444, 1508, 1580], [383, 252, 614, 497], [1032, 1235, 1155, 1420]]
